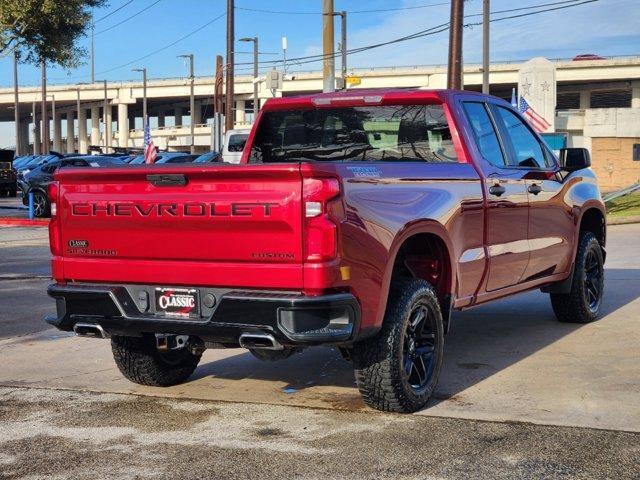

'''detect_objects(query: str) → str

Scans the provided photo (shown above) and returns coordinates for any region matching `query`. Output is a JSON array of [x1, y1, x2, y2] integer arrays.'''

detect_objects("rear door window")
[[250, 104, 458, 163], [462, 102, 506, 168]]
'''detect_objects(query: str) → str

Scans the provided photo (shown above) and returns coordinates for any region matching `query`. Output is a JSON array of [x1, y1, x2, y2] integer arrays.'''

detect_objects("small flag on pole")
[[519, 96, 551, 133], [143, 121, 157, 164]]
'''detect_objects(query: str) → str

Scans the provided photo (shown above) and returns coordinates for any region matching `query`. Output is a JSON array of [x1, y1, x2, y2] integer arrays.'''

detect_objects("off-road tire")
[[550, 232, 604, 323], [352, 278, 444, 413], [111, 335, 201, 387]]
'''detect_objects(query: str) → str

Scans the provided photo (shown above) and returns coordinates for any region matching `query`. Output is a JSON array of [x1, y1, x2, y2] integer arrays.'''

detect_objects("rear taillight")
[[48, 181, 61, 255], [303, 178, 340, 262], [48, 182, 58, 217]]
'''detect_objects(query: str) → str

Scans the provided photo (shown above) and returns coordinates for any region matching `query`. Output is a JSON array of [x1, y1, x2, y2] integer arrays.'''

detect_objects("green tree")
[[0, 0, 106, 67]]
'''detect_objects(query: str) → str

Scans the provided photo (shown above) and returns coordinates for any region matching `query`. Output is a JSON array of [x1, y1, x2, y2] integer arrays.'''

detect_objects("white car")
[[222, 129, 250, 164]]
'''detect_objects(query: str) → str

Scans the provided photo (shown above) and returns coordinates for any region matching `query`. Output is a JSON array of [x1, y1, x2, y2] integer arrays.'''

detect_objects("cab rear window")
[[249, 104, 458, 163]]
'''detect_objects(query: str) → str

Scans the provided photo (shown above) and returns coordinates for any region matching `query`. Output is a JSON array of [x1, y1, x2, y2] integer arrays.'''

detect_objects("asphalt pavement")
[[0, 222, 638, 479]]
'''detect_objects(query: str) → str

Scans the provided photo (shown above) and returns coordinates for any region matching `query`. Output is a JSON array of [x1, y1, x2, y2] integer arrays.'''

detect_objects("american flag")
[[143, 121, 157, 164], [519, 96, 551, 133]]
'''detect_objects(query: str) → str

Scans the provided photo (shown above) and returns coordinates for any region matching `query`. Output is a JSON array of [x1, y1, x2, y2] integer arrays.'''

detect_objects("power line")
[[235, 1, 454, 15], [93, 0, 134, 23], [95, 0, 163, 35], [95, 12, 226, 75], [234, 0, 598, 69]]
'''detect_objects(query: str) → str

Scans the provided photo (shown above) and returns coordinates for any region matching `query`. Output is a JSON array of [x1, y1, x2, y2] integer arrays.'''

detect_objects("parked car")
[[45, 89, 606, 413], [221, 129, 249, 164], [572, 53, 605, 61], [193, 151, 222, 163], [128, 152, 198, 165], [22, 155, 125, 217], [0, 161, 17, 196]]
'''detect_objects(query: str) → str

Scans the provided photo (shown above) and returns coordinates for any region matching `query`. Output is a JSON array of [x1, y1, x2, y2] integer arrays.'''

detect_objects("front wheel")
[[550, 232, 604, 323], [353, 278, 444, 413], [111, 335, 201, 387]]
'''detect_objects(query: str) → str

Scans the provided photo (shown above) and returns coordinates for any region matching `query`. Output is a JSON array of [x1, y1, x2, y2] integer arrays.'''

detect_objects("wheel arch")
[[376, 220, 456, 333]]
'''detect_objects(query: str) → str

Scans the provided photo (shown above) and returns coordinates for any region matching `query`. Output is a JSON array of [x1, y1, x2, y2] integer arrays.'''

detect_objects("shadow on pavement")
[[191, 268, 640, 407]]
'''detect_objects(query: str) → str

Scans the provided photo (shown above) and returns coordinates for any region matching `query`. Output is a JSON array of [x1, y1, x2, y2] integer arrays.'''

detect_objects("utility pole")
[[334, 11, 347, 89], [40, 61, 49, 154], [482, 0, 490, 94], [214, 55, 224, 115], [322, 0, 335, 93], [239, 37, 259, 117], [225, 0, 235, 131], [133, 68, 148, 127], [13, 50, 20, 156], [447, 0, 464, 90], [282, 37, 288, 74], [178, 55, 195, 153]]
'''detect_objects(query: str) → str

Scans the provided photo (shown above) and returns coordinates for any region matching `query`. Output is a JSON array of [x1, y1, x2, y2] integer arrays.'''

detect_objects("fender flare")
[[373, 219, 456, 330]]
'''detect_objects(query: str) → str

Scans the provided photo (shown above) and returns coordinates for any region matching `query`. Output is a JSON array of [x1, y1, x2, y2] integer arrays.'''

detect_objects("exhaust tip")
[[239, 333, 283, 350], [73, 323, 107, 339]]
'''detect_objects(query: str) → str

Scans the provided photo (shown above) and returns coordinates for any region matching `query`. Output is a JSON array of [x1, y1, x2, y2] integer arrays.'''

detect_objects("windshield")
[[249, 104, 458, 163]]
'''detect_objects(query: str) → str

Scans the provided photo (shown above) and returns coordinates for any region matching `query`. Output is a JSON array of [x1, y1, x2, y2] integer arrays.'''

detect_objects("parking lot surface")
[[0, 223, 638, 478]]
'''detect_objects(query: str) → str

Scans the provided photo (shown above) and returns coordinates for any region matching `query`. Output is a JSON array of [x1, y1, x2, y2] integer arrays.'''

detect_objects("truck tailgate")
[[53, 164, 304, 289]]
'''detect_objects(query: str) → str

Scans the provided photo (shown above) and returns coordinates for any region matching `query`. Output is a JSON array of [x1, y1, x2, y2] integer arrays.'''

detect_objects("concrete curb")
[[607, 215, 640, 225], [0, 218, 49, 227]]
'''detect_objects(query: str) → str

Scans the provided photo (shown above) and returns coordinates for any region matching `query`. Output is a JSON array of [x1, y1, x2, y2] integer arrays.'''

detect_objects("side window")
[[494, 107, 548, 168], [462, 102, 506, 167]]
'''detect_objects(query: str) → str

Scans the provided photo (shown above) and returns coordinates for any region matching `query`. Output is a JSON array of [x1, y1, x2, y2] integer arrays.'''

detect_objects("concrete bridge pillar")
[[105, 105, 112, 153], [118, 103, 129, 148], [632, 81, 640, 109], [236, 100, 246, 125], [19, 120, 29, 154], [192, 102, 202, 125], [78, 108, 88, 154], [32, 115, 40, 155], [174, 107, 183, 127], [66, 112, 74, 153], [579, 90, 590, 109], [91, 107, 100, 147], [158, 112, 165, 128], [53, 113, 62, 152]]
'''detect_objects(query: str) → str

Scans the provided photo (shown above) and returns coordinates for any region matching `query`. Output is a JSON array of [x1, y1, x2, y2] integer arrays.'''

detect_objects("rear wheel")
[[550, 232, 604, 323], [353, 278, 444, 413], [32, 190, 50, 217], [111, 335, 201, 387]]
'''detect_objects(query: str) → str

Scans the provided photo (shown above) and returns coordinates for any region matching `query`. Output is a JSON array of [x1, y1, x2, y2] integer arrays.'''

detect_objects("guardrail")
[[603, 183, 640, 203]]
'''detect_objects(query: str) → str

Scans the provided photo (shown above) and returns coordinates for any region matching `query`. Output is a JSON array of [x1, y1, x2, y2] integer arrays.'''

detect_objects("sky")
[[1, 0, 639, 146]]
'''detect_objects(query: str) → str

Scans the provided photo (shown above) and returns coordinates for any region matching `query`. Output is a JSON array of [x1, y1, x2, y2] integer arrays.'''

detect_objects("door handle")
[[489, 184, 506, 197], [528, 183, 542, 195]]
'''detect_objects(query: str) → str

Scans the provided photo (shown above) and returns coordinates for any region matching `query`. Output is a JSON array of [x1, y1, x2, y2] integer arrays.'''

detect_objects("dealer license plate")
[[155, 287, 200, 318]]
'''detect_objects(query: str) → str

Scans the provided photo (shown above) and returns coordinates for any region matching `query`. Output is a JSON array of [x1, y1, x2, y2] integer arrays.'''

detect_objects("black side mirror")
[[559, 148, 591, 172]]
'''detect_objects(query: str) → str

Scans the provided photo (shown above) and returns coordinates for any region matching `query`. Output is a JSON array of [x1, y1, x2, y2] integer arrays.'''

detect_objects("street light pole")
[[40, 60, 49, 154], [13, 50, 20, 156], [178, 54, 195, 154], [91, 20, 95, 83], [133, 68, 148, 127], [239, 37, 259, 117]]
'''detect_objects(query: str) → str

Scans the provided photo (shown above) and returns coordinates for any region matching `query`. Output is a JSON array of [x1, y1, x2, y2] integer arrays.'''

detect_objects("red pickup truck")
[[46, 89, 606, 413]]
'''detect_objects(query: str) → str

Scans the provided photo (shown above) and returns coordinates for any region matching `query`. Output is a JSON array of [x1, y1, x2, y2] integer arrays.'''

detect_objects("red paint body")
[[49, 89, 606, 338]]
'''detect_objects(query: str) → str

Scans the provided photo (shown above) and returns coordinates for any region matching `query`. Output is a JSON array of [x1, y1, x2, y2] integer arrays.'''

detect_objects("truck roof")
[[261, 88, 501, 110]]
